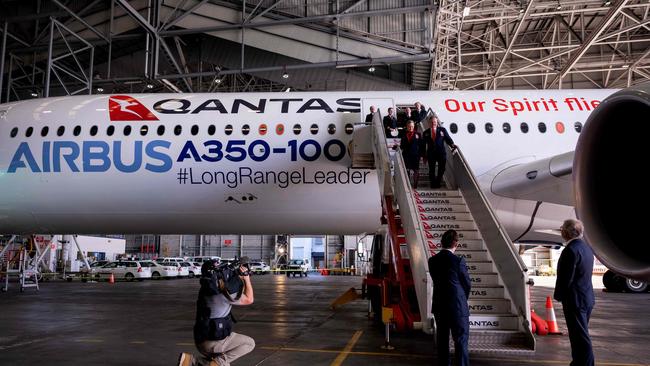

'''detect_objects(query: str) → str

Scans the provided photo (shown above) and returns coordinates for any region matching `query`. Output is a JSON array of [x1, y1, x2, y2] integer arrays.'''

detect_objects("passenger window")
[[123, 125, 132, 136], [191, 125, 199, 136], [90, 125, 98, 136], [310, 124, 319, 135], [327, 124, 336, 135], [140, 125, 148, 136], [557, 122, 566, 134], [293, 124, 302, 135], [467, 123, 475, 134], [208, 125, 216, 136], [10, 127, 18, 138], [520, 122, 529, 133], [41, 126, 49, 137], [25, 127, 33, 137], [538, 122, 547, 133], [485, 123, 493, 134], [276, 124, 285, 135], [450, 123, 458, 134], [259, 124, 268, 136], [73, 126, 81, 136], [174, 125, 182, 136], [107, 125, 115, 136], [157, 125, 165, 136], [57, 126, 65, 136], [242, 124, 250, 135], [345, 123, 354, 135], [502, 122, 511, 133], [225, 124, 233, 135], [574, 121, 582, 133]]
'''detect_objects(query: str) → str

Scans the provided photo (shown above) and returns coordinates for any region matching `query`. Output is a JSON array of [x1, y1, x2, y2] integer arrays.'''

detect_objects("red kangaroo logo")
[[108, 95, 159, 121]]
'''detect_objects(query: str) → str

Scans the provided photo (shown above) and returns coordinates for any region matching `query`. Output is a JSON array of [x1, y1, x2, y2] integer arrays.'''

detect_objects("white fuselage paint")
[[0, 90, 615, 238]]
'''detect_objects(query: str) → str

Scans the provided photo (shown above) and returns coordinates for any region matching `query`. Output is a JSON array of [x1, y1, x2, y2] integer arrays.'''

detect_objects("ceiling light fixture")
[[96, 87, 104, 92], [146, 83, 154, 89], [368, 66, 376, 72]]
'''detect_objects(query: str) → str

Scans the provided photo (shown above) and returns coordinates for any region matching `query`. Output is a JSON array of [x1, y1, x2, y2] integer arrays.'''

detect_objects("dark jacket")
[[400, 132, 421, 170], [428, 250, 471, 317], [422, 126, 455, 158], [414, 107, 427, 123], [383, 114, 398, 136], [554, 238, 595, 309]]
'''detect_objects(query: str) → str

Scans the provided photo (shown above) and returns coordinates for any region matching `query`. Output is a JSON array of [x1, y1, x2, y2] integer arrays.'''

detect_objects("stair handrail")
[[389, 147, 434, 334], [445, 146, 534, 347], [370, 111, 393, 197]]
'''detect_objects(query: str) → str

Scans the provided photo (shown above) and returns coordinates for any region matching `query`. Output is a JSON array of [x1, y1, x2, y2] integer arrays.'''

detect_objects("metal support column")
[[0, 22, 7, 102]]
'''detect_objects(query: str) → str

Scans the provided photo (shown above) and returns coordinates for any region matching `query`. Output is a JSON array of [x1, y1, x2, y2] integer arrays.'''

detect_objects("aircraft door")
[[351, 98, 395, 168], [361, 98, 395, 126]]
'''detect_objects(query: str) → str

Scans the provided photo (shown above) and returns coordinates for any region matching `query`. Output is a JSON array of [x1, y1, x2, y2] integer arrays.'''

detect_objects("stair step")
[[470, 273, 500, 286], [469, 286, 505, 299], [466, 261, 495, 273], [419, 212, 474, 222], [414, 189, 462, 198], [416, 203, 469, 214], [428, 239, 485, 251], [468, 299, 512, 314], [425, 230, 482, 240], [457, 250, 491, 262], [463, 331, 535, 355], [422, 221, 476, 230], [415, 197, 467, 205], [469, 314, 519, 330]]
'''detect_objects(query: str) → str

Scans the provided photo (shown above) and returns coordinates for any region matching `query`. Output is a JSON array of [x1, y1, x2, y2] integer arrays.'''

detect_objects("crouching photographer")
[[178, 257, 255, 366]]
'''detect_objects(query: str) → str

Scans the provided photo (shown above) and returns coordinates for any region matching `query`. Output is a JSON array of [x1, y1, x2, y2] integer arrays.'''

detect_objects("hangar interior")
[[0, 0, 648, 101], [1, 1, 649, 365]]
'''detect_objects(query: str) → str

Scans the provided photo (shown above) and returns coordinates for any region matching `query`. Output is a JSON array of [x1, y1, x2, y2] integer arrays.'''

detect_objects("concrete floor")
[[0, 274, 648, 366]]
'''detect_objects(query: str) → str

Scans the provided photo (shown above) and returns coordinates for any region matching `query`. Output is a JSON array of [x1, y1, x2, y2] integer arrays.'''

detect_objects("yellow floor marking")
[[330, 330, 363, 366], [260, 346, 428, 358], [74, 339, 104, 343], [262, 346, 647, 366], [129, 341, 147, 344]]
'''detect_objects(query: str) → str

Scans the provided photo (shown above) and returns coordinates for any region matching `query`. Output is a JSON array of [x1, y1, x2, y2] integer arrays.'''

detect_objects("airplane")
[[0, 84, 648, 284]]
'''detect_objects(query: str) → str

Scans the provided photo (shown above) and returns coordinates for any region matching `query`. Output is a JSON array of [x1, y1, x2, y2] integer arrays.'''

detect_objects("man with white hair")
[[554, 219, 595, 366]]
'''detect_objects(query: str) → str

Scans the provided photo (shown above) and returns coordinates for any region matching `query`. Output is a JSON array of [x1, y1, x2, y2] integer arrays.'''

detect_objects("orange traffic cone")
[[109, 273, 115, 284], [545, 296, 562, 335]]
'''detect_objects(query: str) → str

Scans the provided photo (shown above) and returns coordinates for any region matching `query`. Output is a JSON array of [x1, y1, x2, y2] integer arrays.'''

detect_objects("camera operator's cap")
[[239, 256, 250, 265]]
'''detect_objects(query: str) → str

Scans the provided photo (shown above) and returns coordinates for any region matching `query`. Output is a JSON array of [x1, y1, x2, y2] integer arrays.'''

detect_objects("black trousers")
[[563, 305, 594, 366], [434, 313, 469, 366], [427, 155, 446, 188]]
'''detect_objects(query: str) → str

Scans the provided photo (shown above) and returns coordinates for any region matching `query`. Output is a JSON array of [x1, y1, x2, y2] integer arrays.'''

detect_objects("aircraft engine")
[[574, 82, 650, 281]]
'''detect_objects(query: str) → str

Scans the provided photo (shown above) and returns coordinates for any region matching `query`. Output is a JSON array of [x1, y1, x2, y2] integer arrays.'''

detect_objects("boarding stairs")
[[355, 102, 534, 353]]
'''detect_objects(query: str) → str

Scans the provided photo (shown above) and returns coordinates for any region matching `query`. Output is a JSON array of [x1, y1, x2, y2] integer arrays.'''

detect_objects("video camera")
[[200, 256, 251, 300]]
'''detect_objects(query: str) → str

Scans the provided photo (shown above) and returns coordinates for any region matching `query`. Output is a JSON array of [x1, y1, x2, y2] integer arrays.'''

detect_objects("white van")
[[188, 256, 221, 264]]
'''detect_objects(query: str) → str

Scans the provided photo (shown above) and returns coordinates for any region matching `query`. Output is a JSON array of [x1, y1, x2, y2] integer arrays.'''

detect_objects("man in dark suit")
[[383, 107, 398, 137], [365, 105, 376, 123], [428, 229, 471, 366], [422, 116, 456, 188], [554, 219, 595, 366], [400, 120, 421, 188]]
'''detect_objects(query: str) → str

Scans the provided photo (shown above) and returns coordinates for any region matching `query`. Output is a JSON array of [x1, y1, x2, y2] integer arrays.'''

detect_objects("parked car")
[[286, 259, 310, 277], [92, 261, 152, 281], [140, 260, 178, 279], [249, 261, 270, 275], [188, 256, 221, 264]]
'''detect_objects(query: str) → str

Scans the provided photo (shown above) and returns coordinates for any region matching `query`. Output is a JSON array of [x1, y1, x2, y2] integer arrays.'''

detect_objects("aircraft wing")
[[489, 151, 574, 206]]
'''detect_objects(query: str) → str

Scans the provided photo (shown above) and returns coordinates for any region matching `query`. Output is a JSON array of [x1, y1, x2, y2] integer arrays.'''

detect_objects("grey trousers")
[[196, 332, 255, 366]]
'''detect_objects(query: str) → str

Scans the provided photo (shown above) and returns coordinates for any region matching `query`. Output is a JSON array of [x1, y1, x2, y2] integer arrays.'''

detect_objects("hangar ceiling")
[[0, 0, 648, 100]]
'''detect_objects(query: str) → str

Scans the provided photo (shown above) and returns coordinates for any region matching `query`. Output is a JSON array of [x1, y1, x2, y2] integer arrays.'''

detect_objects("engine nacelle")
[[574, 82, 650, 281]]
